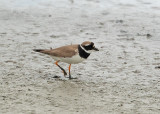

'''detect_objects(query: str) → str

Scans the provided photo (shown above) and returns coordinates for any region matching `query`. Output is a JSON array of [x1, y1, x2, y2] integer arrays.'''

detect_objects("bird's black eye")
[[83, 45, 92, 50], [91, 42, 94, 46]]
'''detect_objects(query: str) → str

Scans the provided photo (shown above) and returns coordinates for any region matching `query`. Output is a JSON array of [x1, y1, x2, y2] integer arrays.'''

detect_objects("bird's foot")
[[62, 70, 67, 76], [68, 75, 77, 80]]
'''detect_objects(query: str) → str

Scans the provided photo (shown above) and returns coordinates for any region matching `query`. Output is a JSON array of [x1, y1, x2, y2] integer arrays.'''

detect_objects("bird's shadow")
[[52, 75, 78, 80]]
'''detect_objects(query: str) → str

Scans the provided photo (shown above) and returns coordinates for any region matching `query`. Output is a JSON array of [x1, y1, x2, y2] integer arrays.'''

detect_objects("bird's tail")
[[33, 49, 44, 52], [33, 49, 52, 56]]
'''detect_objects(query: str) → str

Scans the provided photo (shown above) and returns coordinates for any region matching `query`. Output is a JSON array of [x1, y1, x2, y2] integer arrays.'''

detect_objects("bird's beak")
[[93, 47, 99, 51]]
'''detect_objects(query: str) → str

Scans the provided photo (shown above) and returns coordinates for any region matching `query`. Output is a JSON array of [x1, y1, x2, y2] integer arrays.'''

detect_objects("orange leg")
[[69, 64, 71, 79], [55, 61, 67, 76], [68, 64, 77, 79]]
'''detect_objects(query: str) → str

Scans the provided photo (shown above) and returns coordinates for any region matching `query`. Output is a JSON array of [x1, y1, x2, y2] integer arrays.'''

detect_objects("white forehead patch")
[[84, 44, 90, 46]]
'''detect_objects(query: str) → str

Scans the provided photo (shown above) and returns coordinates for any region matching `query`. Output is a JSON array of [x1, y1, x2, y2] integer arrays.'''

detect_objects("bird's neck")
[[78, 45, 90, 59]]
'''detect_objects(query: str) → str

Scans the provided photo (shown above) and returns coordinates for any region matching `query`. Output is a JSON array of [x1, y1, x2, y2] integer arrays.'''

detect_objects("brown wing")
[[34, 44, 78, 57]]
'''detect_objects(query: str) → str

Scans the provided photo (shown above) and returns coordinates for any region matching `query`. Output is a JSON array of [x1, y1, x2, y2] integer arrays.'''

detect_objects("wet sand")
[[0, 0, 160, 113]]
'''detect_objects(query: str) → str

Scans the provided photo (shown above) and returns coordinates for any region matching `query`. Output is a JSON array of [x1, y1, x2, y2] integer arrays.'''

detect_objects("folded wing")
[[33, 44, 78, 57]]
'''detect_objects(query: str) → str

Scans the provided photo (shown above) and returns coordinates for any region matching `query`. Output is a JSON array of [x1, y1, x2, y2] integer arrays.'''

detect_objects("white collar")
[[80, 44, 91, 54]]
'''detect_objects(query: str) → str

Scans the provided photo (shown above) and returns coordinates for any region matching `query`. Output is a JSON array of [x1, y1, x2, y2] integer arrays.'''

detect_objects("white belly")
[[51, 54, 85, 64]]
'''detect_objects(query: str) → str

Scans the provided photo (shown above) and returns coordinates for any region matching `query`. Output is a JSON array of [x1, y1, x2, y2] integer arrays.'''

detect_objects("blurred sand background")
[[0, 0, 160, 113]]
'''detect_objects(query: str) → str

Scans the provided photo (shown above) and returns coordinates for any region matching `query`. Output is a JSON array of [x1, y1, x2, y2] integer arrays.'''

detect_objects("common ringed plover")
[[33, 41, 99, 79]]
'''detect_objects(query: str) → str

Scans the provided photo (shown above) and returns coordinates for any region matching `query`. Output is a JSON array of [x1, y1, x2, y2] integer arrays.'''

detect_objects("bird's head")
[[81, 41, 99, 53]]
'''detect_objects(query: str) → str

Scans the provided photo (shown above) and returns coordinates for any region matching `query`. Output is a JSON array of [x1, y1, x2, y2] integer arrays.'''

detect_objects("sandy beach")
[[0, 0, 160, 113]]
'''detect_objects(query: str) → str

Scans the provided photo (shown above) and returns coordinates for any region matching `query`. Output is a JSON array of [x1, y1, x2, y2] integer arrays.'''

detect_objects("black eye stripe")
[[83, 45, 93, 50], [91, 42, 94, 46]]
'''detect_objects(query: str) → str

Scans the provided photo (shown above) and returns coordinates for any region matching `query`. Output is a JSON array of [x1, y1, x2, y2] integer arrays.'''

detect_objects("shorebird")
[[33, 41, 99, 79]]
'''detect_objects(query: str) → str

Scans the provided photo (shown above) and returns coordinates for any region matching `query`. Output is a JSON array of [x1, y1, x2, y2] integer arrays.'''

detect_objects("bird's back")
[[33, 44, 79, 57]]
